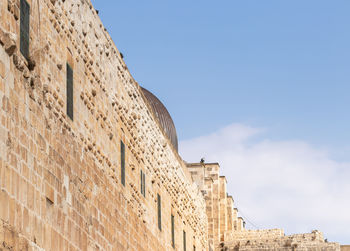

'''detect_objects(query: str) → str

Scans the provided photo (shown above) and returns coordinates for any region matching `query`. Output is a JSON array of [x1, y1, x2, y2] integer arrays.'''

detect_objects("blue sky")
[[91, 0, 350, 152], [91, 0, 350, 244]]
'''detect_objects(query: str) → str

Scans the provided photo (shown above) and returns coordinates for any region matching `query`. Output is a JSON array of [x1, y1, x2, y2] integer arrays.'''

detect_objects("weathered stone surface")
[[0, 28, 17, 56], [0, 0, 207, 250], [187, 163, 341, 251], [0, 0, 343, 250]]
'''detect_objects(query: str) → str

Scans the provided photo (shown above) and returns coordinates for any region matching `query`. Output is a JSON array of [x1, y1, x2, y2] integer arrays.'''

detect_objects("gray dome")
[[141, 87, 178, 152]]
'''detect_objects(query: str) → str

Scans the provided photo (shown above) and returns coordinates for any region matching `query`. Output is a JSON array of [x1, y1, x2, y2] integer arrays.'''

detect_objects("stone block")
[[0, 28, 17, 56], [0, 190, 9, 222], [45, 183, 54, 204], [0, 60, 5, 78]]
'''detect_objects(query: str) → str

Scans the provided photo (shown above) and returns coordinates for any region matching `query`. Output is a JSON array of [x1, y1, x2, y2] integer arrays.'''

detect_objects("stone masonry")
[[187, 162, 341, 251], [0, 0, 208, 250], [0, 0, 344, 250]]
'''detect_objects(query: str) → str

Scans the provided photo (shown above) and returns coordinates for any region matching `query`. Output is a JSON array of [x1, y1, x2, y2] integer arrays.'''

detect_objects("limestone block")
[[0, 28, 17, 56]]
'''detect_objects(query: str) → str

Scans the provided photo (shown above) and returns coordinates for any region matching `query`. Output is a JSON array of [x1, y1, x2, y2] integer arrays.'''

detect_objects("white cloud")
[[179, 123, 350, 244]]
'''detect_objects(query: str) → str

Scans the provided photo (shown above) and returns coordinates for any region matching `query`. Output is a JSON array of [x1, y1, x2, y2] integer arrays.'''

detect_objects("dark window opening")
[[183, 231, 186, 251], [140, 170, 146, 197], [66, 63, 73, 120], [20, 0, 30, 60], [140, 170, 143, 195], [157, 194, 161, 231], [171, 214, 175, 248], [121, 140, 125, 186]]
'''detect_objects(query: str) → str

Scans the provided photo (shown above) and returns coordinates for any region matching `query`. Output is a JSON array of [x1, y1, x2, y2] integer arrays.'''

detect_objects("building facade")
[[187, 163, 341, 251], [0, 0, 344, 250]]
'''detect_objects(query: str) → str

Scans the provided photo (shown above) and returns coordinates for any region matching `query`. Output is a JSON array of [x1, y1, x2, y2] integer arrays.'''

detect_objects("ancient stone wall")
[[187, 163, 341, 251], [224, 230, 340, 251], [0, 0, 345, 250], [224, 229, 285, 241], [188, 163, 238, 250], [0, 0, 208, 250]]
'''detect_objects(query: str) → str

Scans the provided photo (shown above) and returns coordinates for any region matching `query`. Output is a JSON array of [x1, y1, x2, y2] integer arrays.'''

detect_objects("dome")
[[141, 87, 178, 152]]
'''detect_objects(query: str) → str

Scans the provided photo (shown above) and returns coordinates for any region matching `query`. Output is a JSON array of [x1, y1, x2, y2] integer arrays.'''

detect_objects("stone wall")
[[224, 230, 340, 251], [224, 229, 285, 241], [187, 162, 341, 251], [0, 0, 345, 250], [0, 0, 208, 250], [188, 163, 238, 250]]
